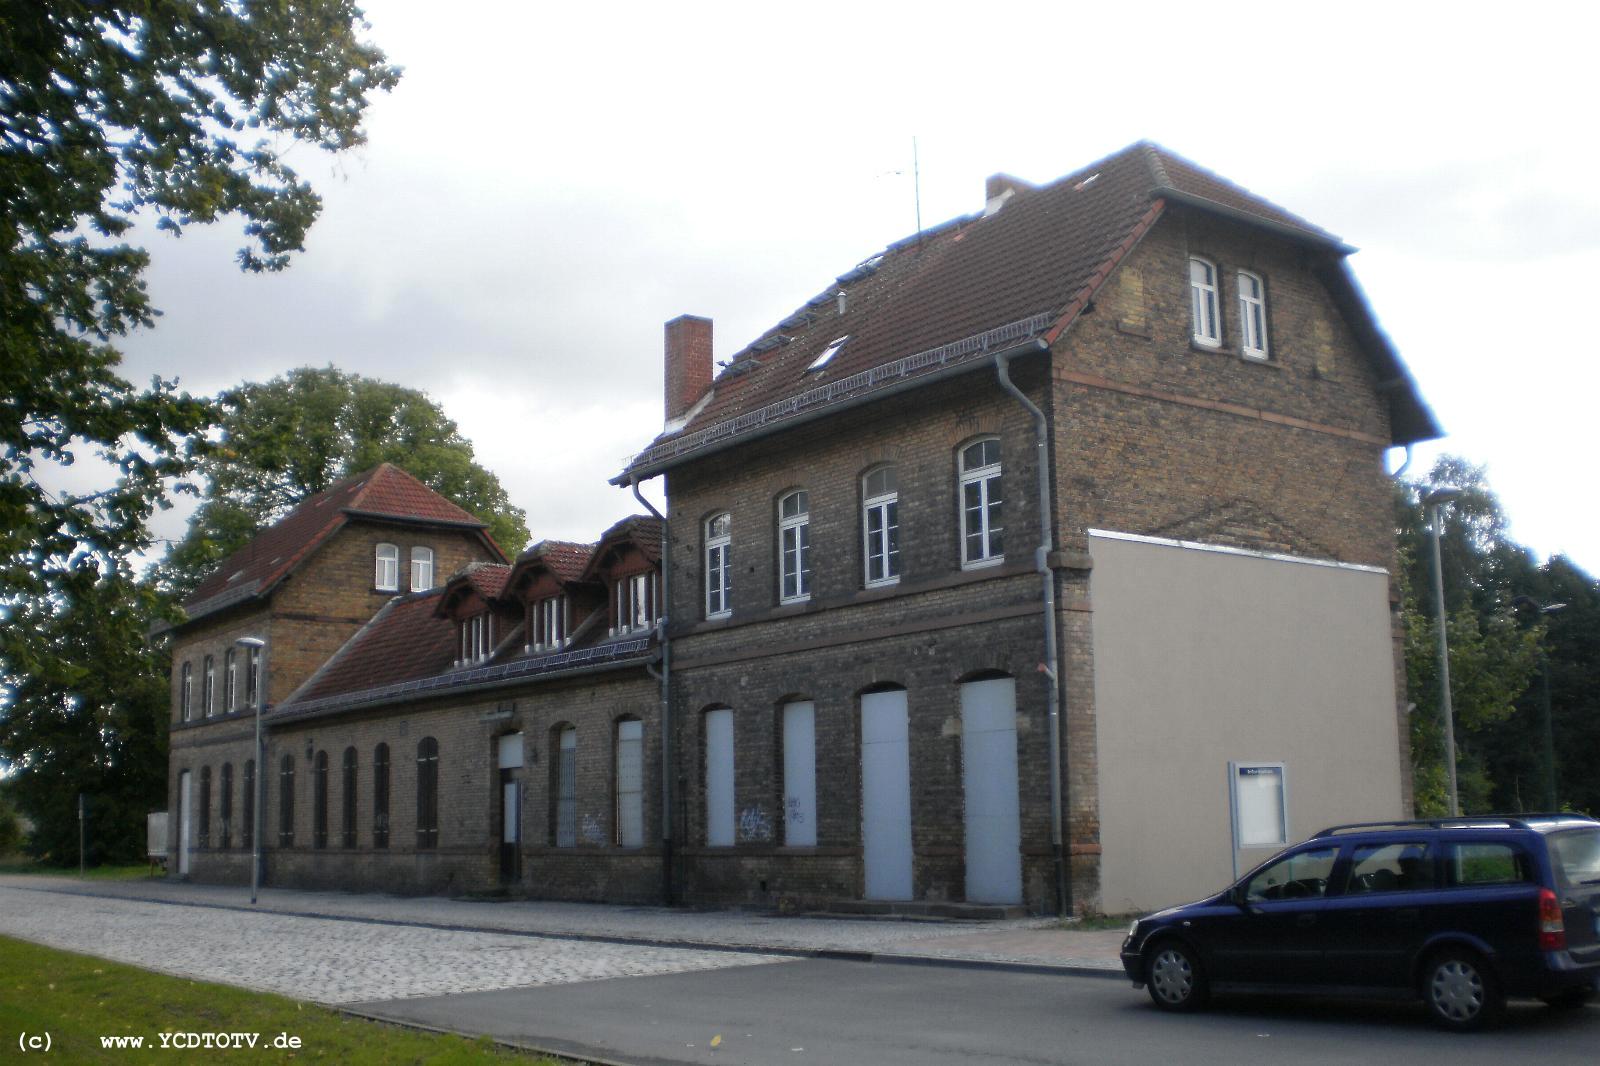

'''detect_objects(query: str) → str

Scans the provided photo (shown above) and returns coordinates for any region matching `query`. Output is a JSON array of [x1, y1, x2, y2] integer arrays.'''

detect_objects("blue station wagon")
[[1121, 815, 1600, 1029]]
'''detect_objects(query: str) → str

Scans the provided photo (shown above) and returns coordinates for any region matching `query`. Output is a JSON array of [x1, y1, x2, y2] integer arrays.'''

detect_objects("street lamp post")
[[1511, 596, 1566, 812], [1422, 486, 1463, 817], [235, 637, 267, 905]]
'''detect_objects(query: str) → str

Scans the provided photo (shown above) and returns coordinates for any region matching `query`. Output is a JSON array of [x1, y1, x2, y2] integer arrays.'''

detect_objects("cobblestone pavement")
[[3, 870, 1075, 960], [0, 885, 790, 1005]]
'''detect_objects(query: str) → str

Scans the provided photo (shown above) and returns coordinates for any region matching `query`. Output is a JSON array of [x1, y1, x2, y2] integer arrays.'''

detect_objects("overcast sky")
[[83, 1, 1599, 575]]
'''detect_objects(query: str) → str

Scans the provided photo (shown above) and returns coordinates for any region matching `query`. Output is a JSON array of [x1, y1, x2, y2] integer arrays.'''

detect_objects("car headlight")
[[1126, 919, 1140, 940]]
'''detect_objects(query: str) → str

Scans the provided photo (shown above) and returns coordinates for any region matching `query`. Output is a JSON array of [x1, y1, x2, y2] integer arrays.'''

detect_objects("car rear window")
[[1548, 828, 1600, 887], [1444, 842, 1533, 887]]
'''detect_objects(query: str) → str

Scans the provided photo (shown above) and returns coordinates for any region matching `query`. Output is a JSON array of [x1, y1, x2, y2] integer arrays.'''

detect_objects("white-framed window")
[[958, 438, 1004, 568], [1231, 762, 1288, 849], [245, 646, 260, 709], [862, 466, 900, 587], [532, 594, 569, 651], [615, 719, 644, 848], [705, 513, 731, 618], [180, 661, 193, 722], [554, 726, 577, 847], [612, 572, 660, 635], [1237, 270, 1268, 360], [410, 546, 434, 591], [375, 543, 399, 591], [778, 490, 811, 603], [1189, 256, 1220, 347], [459, 613, 494, 665], [223, 648, 238, 713], [202, 654, 215, 717]]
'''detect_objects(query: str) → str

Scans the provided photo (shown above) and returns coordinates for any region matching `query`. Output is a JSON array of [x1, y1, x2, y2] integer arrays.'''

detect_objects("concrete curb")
[[0, 879, 1126, 982]]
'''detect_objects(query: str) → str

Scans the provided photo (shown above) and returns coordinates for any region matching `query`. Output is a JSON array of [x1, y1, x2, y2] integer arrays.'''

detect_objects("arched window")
[[341, 747, 358, 849], [375, 543, 399, 591], [862, 466, 900, 587], [410, 546, 434, 591], [313, 750, 329, 849], [244, 645, 261, 709], [219, 763, 233, 849], [959, 438, 1004, 567], [198, 765, 212, 848], [778, 491, 811, 603], [202, 655, 215, 717], [615, 719, 644, 848], [241, 760, 254, 849], [705, 513, 732, 619], [781, 700, 817, 847], [416, 737, 439, 849], [704, 708, 735, 847], [1189, 256, 1220, 347], [373, 743, 390, 849], [180, 661, 193, 722], [1238, 270, 1269, 360], [278, 755, 295, 847], [553, 726, 577, 847], [223, 648, 237, 713]]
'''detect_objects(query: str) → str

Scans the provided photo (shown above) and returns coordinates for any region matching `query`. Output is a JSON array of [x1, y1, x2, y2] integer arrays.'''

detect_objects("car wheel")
[[1146, 939, 1209, 1013], [1423, 949, 1505, 1031], [1539, 986, 1592, 1010]]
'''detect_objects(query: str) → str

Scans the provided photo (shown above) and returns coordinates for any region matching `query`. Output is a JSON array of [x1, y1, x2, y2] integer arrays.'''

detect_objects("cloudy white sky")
[[94, 1, 1600, 573]]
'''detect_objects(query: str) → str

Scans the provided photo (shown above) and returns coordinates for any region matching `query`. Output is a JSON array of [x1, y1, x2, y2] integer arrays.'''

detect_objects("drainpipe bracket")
[[1047, 550, 1093, 572]]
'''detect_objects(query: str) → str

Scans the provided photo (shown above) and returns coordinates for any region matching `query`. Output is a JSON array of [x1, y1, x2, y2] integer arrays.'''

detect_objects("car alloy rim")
[[1430, 960, 1483, 1021], [1150, 948, 1193, 1003]]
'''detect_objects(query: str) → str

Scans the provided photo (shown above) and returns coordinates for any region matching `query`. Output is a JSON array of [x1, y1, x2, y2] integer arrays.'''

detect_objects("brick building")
[[165, 142, 1437, 914]]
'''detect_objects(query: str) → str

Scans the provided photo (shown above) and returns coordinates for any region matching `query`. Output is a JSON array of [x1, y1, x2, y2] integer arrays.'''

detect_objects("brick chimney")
[[664, 314, 713, 425]]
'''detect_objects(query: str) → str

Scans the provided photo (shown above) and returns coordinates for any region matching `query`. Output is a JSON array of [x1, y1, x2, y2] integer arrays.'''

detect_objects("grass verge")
[[0, 935, 576, 1063], [0, 857, 157, 881]]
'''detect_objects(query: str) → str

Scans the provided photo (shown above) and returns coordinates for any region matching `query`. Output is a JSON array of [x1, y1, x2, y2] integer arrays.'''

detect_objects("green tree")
[[0, 573, 173, 864], [0, 789, 23, 857], [1397, 458, 1540, 815], [2, 2, 396, 862], [154, 367, 530, 599]]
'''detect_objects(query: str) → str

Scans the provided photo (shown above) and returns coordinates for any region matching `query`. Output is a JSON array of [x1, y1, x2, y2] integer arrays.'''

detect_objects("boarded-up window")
[[219, 763, 233, 849], [416, 737, 439, 849], [242, 760, 254, 848], [554, 727, 577, 847], [616, 720, 644, 848], [198, 766, 211, 848], [705, 709, 734, 846], [782, 702, 817, 847]]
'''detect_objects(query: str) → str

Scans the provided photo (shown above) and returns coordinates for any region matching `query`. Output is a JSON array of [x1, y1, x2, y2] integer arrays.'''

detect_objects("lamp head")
[[1421, 485, 1463, 507]]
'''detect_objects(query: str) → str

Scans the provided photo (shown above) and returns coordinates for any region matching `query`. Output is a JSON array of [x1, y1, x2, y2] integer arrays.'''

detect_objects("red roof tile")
[[516, 540, 595, 584], [583, 516, 663, 580], [182, 463, 498, 620], [289, 591, 458, 704], [621, 141, 1436, 478]]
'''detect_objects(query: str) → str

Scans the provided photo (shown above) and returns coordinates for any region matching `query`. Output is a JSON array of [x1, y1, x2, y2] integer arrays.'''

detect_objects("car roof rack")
[[1314, 813, 1597, 837]]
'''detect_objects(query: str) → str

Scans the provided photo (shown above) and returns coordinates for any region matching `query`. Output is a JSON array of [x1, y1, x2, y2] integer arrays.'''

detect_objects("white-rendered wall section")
[[1089, 532, 1402, 914]]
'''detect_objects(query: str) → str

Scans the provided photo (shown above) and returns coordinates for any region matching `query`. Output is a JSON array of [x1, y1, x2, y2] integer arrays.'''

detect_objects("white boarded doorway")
[[961, 677, 1022, 904], [782, 702, 817, 847], [177, 770, 192, 876], [861, 688, 913, 900]]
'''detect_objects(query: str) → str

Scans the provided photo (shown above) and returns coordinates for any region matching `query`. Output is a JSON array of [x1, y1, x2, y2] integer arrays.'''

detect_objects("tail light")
[[1538, 888, 1567, 951]]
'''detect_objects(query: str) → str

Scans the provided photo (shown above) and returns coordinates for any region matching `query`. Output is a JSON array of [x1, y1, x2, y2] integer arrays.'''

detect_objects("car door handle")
[[1297, 914, 1317, 927]]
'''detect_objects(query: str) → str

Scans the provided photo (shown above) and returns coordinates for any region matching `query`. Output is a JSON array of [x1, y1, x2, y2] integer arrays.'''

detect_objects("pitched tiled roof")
[[584, 515, 663, 578], [289, 590, 458, 705], [619, 141, 1437, 479], [181, 463, 498, 622], [513, 540, 595, 585], [451, 561, 512, 603]]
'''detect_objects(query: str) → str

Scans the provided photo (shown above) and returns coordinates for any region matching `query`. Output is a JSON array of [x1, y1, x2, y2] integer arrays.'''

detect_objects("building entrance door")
[[177, 770, 192, 877], [861, 689, 913, 900], [960, 677, 1022, 904]]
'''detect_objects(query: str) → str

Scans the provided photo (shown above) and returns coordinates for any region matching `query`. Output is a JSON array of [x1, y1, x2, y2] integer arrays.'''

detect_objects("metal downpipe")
[[631, 476, 674, 905], [994, 348, 1070, 917]]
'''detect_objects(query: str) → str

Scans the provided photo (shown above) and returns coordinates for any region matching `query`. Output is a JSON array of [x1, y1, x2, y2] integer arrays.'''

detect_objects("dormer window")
[[458, 613, 494, 665], [614, 572, 660, 636], [1189, 257, 1220, 347], [375, 543, 399, 591], [410, 546, 434, 591], [531, 595, 570, 652]]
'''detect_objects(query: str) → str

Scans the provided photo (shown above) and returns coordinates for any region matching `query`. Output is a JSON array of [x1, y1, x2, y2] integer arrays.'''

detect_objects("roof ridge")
[[1139, 140, 1173, 190]]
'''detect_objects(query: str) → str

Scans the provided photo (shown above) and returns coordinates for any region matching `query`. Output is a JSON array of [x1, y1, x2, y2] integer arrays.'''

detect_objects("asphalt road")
[[353, 959, 1599, 1066]]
